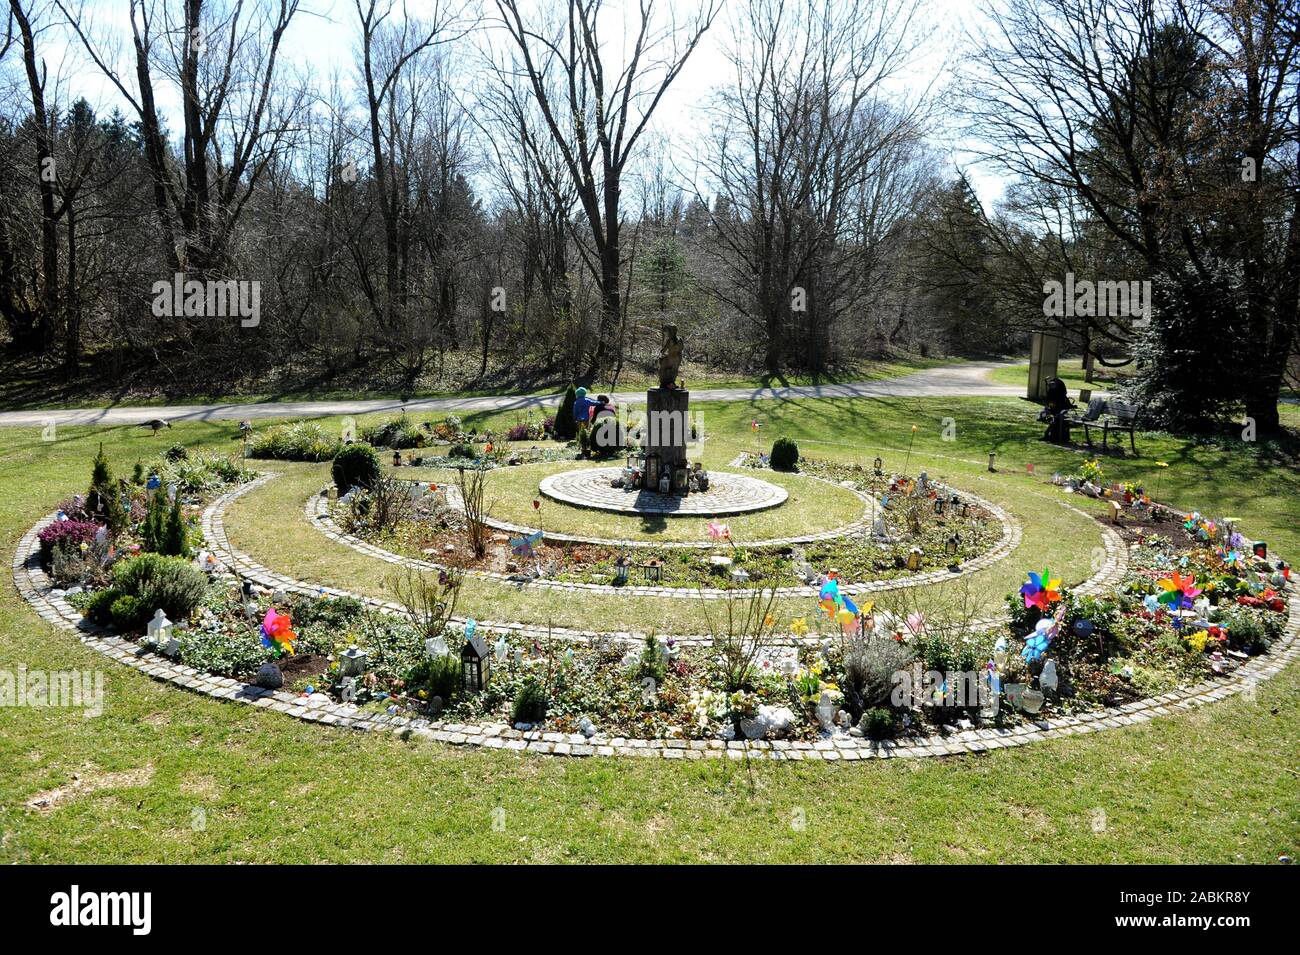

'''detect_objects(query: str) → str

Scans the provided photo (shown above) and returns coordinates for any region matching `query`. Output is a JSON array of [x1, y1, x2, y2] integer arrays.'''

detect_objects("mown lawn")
[[1, 395, 1297, 863]]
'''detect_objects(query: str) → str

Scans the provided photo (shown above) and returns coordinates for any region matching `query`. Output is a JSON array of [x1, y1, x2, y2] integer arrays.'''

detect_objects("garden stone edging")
[[305, 477, 1024, 600], [15, 483, 1296, 760]]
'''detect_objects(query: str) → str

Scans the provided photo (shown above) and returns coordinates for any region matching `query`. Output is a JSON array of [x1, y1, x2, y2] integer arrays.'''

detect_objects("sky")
[[19, 0, 1006, 208]]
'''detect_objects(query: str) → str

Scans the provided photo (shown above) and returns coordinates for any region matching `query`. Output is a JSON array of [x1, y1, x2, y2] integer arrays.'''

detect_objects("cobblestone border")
[[306, 478, 1024, 599], [14, 499, 1296, 759]]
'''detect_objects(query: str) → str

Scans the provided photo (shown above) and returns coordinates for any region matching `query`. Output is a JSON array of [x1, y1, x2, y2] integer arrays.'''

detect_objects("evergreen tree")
[[555, 384, 577, 439], [161, 495, 189, 558], [86, 444, 127, 534], [141, 488, 166, 552]]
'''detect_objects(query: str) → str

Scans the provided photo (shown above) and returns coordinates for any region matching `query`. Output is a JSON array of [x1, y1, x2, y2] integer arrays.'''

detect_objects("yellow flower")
[[790, 617, 809, 636]]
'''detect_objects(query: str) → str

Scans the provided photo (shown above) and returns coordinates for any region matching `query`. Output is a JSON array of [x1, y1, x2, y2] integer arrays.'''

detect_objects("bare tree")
[[493, 0, 720, 382], [696, 0, 931, 376]]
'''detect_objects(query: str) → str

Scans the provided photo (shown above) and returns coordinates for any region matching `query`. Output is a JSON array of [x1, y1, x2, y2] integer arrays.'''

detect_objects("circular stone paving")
[[539, 467, 788, 516]]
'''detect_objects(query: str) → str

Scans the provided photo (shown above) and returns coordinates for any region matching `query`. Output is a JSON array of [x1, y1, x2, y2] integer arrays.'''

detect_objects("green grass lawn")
[[986, 358, 1139, 395], [407, 457, 867, 542], [1, 395, 1297, 862]]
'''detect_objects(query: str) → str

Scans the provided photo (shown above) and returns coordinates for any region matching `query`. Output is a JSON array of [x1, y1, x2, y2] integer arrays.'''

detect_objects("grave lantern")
[[339, 644, 367, 679], [933, 498, 945, 515], [146, 608, 173, 646], [945, 534, 960, 559], [645, 453, 661, 491], [873, 456, 883, 475], [461, 632, 491, 694], [906, 547, 922, 571], [673, 466, 689, 495], [614, 554, 629, 585], [1253, 541, 1267, 559], [987, 452, 996, 472]]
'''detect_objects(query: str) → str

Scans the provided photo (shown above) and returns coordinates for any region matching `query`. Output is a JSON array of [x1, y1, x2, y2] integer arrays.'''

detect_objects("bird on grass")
[[139, 418, 171, 433]]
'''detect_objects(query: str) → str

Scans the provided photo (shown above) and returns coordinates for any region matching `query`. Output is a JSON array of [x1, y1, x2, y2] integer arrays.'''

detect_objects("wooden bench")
[[1072, 398, 1143, 453]]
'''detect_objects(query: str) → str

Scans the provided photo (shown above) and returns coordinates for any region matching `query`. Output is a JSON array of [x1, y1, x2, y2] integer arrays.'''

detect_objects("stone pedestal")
[[645, 387, 689, 491]]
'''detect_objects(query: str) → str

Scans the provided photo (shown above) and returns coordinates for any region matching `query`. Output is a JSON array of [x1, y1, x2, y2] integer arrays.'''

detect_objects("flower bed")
[[333, 458, 1002, 589], [42, 448, 1292, 749]]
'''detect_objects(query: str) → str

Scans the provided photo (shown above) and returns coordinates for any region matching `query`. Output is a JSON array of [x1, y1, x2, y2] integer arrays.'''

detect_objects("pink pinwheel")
[[707, 521, 731, 542]]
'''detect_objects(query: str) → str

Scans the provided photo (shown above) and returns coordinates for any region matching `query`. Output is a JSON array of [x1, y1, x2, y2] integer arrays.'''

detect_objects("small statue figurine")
[[657, 324, 683, 389]]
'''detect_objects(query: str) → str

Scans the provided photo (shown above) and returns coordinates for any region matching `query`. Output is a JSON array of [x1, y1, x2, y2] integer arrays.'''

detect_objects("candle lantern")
[[1253, 541, 1267, 559], [392, 450, 402, 467], [873, 456, 883, 476], [987, 452, 997, 472], [673, 466, 689, 495], [906, 547, 922, 571], [461, 632, 491, 695], [614, 555, 629, 585], [645, 453, 661, 491], [934, 498, 945, 515], [339, 644, 368, 679], [945, 534, 960, 558]]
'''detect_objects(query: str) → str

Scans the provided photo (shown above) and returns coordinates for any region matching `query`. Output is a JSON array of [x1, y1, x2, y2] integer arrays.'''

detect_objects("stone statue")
[[657, 324, 683, 389]]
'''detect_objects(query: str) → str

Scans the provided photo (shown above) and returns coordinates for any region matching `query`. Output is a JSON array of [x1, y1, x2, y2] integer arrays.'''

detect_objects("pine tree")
[[555, 384, 577, 439], [86, 443, 127, 535], [141, 488, 166, 552], [162, 495, 189, 557]]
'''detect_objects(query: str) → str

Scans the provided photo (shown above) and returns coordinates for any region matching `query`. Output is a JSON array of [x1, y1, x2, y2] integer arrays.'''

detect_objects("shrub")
[[109, 594, 146, 631], [164, 443, 188, 462], [332, 443, 381, 492], [637, 634, 667, 685], [860, 707, 897, 740], [511, 679, 549, 724], [841, 635, 915, 717], [405, 653, 461, 704], [178, 626, 270, 679], [770, 437, 799, 471], [111, 553, 208, 623], [84, 588, 121, 625], [86, 444, 127, 534], [38, 520, 101, 563], [155, 451, 252, 493], [161, 495, 189, 557], [555, 385, 577, 440], [50, 541, 110, 589], [448, 441, 477, 459], [140, 489, 167, 552], [361, 414, 425, 449], [249, 422, 339, 462]]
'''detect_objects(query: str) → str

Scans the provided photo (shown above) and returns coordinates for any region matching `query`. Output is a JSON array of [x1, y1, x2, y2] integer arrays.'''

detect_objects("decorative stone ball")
[[255, 662, 283, 690], [1074, 619, 1094, 638]]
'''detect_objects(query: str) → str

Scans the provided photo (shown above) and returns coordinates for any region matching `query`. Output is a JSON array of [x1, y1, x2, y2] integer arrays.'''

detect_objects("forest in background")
[[0, 0, 1296, 433]]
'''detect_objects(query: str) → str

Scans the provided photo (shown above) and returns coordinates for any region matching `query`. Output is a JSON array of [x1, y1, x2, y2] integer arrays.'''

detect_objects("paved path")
[[0, 362, 1028, 428]]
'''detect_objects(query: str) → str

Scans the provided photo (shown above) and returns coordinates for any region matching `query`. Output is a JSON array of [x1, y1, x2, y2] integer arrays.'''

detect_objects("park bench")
[[1068, 397, 1144, 453]]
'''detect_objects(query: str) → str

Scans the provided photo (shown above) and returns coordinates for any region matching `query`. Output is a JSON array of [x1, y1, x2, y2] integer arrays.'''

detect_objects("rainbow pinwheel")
[[260, 607, 297, 657], [1157, 572, 1201, 611], [817, 577, 863, 629], [1019, 568, 1063, 611]]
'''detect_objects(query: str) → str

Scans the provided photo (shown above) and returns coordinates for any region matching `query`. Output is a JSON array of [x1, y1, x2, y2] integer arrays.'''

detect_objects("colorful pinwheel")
[[1021, 607, 1064, 663], [1156, 572, 1201, 611], [1019, 568, 1063, 611], [260, 607, 297, 657], [707, 520, 731, 542], [510, 530, 543, 558]]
